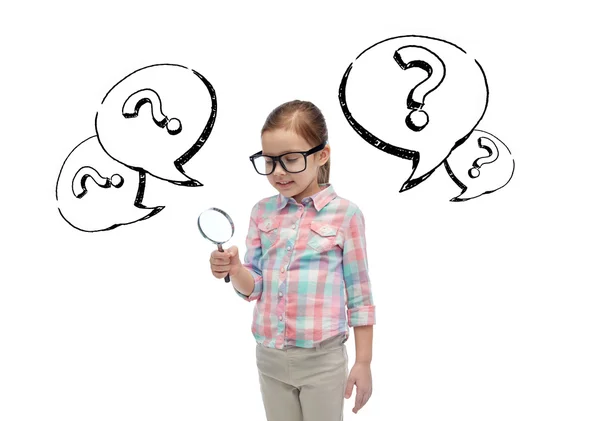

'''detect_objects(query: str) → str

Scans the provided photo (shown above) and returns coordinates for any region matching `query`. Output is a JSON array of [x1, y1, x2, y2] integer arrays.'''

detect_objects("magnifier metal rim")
[[197, 207, 235, 244]]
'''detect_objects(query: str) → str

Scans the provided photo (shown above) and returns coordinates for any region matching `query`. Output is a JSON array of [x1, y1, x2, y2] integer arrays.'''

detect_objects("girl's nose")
[[272, 161, 287, 175]]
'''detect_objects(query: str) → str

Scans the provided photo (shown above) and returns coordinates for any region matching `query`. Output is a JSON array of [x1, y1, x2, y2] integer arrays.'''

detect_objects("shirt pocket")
[[307, 221, 340, 253], [257, 218, 280, 251]]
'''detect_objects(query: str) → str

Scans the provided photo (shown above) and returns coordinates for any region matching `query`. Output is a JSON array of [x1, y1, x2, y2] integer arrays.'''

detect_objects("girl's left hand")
[[344, 362, 372, 414]]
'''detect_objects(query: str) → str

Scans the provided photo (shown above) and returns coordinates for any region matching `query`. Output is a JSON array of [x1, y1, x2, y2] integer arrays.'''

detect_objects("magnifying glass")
[[197, 207, 235, 283]]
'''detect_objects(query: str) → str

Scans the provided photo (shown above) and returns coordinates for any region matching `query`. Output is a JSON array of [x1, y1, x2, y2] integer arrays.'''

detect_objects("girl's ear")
[[320, 144, 331, 164]]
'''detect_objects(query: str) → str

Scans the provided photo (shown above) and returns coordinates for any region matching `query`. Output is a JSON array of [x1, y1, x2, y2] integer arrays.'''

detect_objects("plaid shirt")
[[235, 183, 376, 349]]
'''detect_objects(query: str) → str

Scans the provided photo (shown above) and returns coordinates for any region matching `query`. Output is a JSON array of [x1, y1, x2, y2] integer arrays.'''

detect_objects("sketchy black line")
[[173, 68, 217, 177], [443, 59, 490, 159], [355, 34, 468, 61], [339, 61, 426, 192], [100, 63, 188, 104]]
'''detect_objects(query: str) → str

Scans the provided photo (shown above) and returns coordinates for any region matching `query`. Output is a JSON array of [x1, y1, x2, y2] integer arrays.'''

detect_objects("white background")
[[1, 1, 599, 420]]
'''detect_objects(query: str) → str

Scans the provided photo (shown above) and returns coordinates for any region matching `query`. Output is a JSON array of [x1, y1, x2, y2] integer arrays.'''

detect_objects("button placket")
[[276, 287, 285, 322]]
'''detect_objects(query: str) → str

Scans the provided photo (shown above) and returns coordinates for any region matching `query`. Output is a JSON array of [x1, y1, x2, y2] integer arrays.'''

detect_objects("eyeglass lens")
[[254, 153, 305, 174]]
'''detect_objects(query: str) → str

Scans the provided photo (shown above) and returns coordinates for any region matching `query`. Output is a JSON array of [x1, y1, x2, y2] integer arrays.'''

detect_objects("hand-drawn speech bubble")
[[339, 35, 489, 191], [56, 136, 163, 232], [96, 64, 217, 186], [443, 130, 515, 202]]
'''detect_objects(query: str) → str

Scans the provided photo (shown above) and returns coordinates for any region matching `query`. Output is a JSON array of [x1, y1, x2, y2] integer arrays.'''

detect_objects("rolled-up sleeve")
[[342, 208, 376, 327], [235, 204, 263, 302]]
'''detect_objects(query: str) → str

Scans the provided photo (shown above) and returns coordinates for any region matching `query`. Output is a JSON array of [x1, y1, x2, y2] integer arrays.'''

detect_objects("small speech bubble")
[[339, 35, 489, 192], [443, 130, 515, 201], [56, 136, 163, 232], [96, 64, 217, 186]]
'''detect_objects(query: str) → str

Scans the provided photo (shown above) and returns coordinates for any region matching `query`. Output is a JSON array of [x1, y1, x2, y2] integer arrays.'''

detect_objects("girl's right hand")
[[209, 246, 242, 279]]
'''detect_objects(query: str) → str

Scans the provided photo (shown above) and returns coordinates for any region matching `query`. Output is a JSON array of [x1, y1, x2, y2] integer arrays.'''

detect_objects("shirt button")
[[278, 292, 283, 297], [280, 267, 285, 273], [279, 315, 283, 321], [286, 246, 291, 251]]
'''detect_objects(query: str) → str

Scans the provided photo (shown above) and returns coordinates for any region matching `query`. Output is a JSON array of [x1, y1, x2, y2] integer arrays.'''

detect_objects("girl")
[[209, 100, 375, 420]]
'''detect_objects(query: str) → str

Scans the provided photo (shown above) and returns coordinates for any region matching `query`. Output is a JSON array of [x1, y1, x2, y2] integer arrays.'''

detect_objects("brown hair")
[[261, 100, 330, 184]]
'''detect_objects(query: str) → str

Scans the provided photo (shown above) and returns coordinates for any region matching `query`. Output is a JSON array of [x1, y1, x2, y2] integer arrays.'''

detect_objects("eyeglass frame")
[[249, 141, 328, 175]]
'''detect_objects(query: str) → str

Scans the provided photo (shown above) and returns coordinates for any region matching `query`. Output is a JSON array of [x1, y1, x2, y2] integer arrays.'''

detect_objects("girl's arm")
[[354, 325, 373, 363], [342, 208, 376, 330], [231, 264, 259, 298], [233, 204, 263, 301], [342, 208, 375, 414]]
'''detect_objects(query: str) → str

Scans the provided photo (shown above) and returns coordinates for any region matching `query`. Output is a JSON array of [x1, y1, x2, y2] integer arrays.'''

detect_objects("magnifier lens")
[[199, 209, 233, 244]]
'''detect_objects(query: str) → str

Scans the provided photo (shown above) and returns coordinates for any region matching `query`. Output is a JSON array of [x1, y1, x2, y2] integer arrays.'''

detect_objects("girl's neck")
[[292, 181, 326, 203]]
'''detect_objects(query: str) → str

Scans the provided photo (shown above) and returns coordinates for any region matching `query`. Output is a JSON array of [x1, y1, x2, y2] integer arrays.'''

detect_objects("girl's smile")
[[276, 180, 294, 189]]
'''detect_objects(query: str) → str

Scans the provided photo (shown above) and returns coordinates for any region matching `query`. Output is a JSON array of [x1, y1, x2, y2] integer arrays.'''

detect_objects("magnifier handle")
[[217, 243, 231, 283]]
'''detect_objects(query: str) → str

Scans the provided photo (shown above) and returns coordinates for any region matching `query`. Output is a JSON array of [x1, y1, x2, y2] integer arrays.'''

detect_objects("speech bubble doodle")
[[339, 35, 489, 192], [443, 130, 515, 202], [56, 136, 163, 232], [96, 63, 217, 186]]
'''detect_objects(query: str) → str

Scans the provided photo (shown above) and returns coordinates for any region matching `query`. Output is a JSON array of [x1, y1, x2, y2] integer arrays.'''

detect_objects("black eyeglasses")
[[249, 142, 327, 175]]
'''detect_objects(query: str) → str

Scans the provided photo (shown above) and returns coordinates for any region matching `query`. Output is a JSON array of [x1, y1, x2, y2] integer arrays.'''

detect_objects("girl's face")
[[261, 128, 330, 203]]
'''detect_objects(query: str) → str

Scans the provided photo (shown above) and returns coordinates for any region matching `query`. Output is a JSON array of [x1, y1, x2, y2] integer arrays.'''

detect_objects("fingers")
[[353, 391, 365, 413], [209, 250, 233, 278], [210, 250, 231, 263], [212, 270, 227, 278], [344, 378, 354, 399], [227, 245, 238, 258], [352, 384, 372, 414], [352, 387, 372, 413]]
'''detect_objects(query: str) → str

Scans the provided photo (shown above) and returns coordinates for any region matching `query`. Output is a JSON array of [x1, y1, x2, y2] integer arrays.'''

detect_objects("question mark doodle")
[[468, 136, 499, 178], [394, 45, 446, 132], [122, 89, 182, 135], [72, 166, 124, 198]]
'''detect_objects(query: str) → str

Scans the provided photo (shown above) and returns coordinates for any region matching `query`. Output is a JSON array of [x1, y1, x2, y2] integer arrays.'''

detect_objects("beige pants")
[[256, 333, 349, 421]]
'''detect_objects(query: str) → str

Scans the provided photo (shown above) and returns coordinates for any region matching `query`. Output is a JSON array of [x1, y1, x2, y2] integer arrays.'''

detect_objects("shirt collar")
[[276, 183, 337, 212]]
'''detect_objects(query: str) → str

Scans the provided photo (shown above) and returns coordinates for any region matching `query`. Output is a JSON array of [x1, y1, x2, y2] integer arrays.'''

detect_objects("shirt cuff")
[[347, 305, 376, 327]]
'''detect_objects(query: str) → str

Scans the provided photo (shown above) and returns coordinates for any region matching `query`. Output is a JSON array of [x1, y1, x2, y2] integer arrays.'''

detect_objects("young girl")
[[209, 100, 375, 420]]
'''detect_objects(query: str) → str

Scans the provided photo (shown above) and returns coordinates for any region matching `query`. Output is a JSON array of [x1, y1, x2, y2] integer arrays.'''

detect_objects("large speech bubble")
[[56, 136, 162, 232], [444, 130, 515, 201], [96, 63, 217, 186], [339, 35, 489, 191]]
